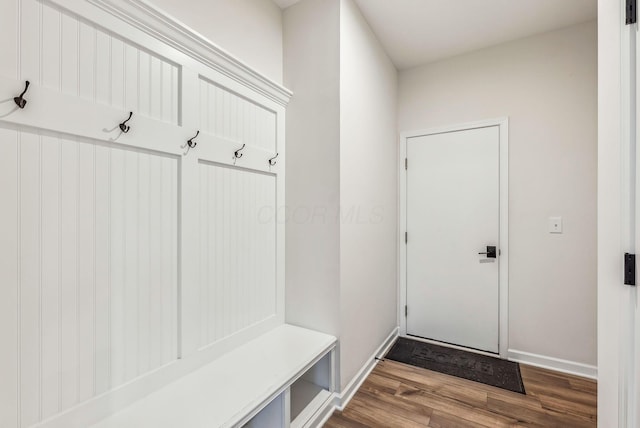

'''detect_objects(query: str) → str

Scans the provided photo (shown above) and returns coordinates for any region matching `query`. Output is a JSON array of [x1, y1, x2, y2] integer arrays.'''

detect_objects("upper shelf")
[[47, 0, 293, 107]]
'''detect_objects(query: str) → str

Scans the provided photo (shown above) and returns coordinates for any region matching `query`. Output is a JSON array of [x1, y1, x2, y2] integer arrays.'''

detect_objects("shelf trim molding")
[[82, 0, 293, 107]]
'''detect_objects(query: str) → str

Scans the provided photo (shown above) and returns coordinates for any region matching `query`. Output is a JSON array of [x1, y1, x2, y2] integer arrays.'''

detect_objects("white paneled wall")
[[0, 128, 179, 426], [19, 0, 180, 125], [198, 164, 276, 348], [0, 0, 288, 426], [199, 77, 276, 152]]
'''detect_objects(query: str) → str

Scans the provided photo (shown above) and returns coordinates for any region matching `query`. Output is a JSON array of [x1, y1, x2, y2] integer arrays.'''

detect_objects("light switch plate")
[[549, 216, 563, 234]]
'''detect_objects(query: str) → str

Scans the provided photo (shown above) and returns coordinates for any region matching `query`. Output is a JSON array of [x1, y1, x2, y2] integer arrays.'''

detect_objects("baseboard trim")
[[307, 395, 338, 428], [337, 327, 399, 411], [312, 327, 399, 427], [507, 349, 597, 380]]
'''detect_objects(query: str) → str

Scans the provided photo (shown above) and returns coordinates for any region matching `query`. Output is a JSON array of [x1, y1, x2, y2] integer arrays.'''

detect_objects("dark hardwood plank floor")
[[324, 359, 596, 428]]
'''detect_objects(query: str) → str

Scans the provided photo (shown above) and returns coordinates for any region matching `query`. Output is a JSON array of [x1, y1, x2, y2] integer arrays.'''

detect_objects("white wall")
[[283, 0, 398, 392], [339, 0, 398, 390], [398, 21, 597, 367], [283, 0, 341, 338], [148, 0, 284, 83]]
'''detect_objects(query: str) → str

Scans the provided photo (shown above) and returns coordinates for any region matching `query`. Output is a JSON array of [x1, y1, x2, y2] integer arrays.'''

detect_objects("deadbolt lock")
[[478, 246, 497, 258]]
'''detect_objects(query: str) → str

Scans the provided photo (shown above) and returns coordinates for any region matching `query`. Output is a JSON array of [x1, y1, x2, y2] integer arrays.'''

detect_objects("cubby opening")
[[243, 393, 286, 428], [290, 352, 333, 427]]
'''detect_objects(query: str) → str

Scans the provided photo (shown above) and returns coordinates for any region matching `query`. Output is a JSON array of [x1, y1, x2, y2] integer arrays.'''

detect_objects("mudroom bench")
[[89, 325, 336, 428]]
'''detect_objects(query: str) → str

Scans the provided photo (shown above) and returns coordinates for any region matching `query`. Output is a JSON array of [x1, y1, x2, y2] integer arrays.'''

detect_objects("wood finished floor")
[[324, 359, 597, 428]]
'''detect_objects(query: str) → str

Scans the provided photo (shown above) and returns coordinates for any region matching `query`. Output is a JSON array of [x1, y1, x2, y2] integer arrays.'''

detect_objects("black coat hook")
[[182, 130, 199, 155], [187, 130, 199, 149], [268, 153, 279, 166], [14, 81, 30, 109], [119, 112, 133, 133], [234, 143, 246, 159]]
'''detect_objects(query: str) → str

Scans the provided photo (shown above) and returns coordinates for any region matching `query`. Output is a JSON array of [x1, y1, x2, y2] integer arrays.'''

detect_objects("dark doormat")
[[384, 337, 526, 394]]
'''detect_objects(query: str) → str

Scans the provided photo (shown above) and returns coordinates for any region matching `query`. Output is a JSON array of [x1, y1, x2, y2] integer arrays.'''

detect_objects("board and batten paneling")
[[199, 77, 276, 152], [0, 126, 179, 427], [198, 163, 277, 349], [0, 0, 288, 426], [17, 0, 180, 125]]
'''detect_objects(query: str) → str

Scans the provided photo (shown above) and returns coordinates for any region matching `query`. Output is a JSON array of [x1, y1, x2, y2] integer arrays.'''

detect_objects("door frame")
[[399, 117, 509, 358]]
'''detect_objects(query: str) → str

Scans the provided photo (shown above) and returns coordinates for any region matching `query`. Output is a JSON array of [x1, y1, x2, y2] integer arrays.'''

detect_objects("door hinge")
[[627, 0, 637, 24], [625, 253, 636, 286], [405, 158, 408, 170], [405, 305, 408, 317], [405, 232, 408, 244]]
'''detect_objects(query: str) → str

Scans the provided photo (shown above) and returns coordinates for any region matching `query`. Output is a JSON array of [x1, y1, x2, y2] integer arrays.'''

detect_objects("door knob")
[[478, 246, 497, 258]]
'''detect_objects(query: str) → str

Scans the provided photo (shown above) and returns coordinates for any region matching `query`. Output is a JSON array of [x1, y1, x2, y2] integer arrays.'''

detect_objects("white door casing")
[[597, 0, 640, 425], [609, 1, 640, 425], [629, 1, 640, 424], [399, 118, 509, 358], [634, 10, 640, 423]]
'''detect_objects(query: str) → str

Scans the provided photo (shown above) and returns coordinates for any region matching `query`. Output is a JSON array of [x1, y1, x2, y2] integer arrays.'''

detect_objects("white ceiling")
[[274, 0, 597, 70], [273, 0, 301, 9]]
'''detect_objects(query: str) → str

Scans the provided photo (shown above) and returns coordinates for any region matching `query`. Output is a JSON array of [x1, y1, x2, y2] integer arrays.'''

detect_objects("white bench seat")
[[90, 325, 336, 428]]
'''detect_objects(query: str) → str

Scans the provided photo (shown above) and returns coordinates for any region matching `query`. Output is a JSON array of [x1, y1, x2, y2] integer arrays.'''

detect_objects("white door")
[[406, 126, 500, 353]]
